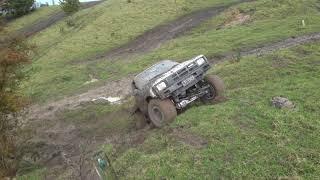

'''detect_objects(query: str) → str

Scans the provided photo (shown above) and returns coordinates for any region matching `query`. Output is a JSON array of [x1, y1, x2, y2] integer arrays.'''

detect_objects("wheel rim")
[[204, 84, 216, 100], [151, 106, 164, 125]]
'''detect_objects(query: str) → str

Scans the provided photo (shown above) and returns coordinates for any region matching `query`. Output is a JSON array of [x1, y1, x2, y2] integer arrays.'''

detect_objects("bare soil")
[[15, 1, 103, 37], [26, 77, 133, 122]]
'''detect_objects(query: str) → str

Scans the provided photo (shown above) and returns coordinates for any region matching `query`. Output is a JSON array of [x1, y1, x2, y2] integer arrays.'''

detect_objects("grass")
[[10, 0, 320, 178], [95, 0, 320, 75], [20, 0, 320, 103], [20, 0, 241, 102], [17, 168, 46, 180], [6, 6, 60, 33], [106, 42, 320, 179]]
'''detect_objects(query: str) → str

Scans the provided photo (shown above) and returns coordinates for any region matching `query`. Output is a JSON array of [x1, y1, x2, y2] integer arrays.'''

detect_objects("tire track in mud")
[[16, 1, 103, 37], [209, 32, 320, 64], [76, 0, 254, 64]]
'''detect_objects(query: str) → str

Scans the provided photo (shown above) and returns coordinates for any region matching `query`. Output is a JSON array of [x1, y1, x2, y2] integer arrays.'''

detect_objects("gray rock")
[[271, 97, 295, 109]]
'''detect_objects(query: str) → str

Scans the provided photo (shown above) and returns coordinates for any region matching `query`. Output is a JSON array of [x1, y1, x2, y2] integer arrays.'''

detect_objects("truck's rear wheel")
[[202, 75, 225, 103], [148, 99, 177, 128]]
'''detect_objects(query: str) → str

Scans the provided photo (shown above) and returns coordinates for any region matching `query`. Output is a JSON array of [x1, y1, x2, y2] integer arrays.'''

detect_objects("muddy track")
[[76, 0, 254, 63], [209, 32, 320, 63], [16, 1, 103, 37]]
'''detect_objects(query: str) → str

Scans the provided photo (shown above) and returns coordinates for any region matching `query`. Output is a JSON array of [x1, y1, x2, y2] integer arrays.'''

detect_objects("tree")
[[60, 0, 80, 15], [0, 19, 33, 178], [3, 0, 35, 17]]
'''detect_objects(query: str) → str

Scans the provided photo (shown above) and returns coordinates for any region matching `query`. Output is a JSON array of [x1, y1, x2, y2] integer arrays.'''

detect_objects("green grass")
[[20, 0, 241, 102], [106, 42, 320, 179], [17, 168, 46, 180], [6, 6, 60, 33], [21, 0, 320, 103], [95, 0, 320, 76], [12, 0, 320, 178]]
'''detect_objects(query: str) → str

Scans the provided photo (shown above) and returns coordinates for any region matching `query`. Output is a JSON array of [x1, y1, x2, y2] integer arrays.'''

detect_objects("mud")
[[15, 1, 103, 37], [26, 77, 132, 122]]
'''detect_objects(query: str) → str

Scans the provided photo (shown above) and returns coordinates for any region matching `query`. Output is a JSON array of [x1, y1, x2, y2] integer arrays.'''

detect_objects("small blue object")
[[98, 158, 107, 169]]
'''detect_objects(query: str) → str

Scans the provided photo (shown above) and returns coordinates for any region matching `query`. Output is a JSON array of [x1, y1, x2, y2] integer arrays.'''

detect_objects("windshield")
[[134, 60, 179, 90]]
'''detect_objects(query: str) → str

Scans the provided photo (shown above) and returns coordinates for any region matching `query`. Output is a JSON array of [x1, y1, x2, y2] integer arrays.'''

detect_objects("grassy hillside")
[[13, 0, 320, 179], [21, 0, 238, 102], [20, 0, 320, 103], [20, 41, 320, 179], [96, 0, 320, 76], [6, 6, 60, 33], [108, 42, 320, 179]]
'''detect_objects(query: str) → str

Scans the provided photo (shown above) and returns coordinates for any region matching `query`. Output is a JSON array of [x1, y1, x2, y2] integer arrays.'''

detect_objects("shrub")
[[2, 0, 35, 17], [60, 0, 80, 15], [0, 22, 33, 178]]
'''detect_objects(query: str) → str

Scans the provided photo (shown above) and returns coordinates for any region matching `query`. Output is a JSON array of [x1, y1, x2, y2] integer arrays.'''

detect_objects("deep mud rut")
[[15, 1, 103, 37]]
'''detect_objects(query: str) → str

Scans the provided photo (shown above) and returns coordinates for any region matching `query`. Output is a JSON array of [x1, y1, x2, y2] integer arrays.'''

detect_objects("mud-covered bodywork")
[[132, 55, 212, 114]]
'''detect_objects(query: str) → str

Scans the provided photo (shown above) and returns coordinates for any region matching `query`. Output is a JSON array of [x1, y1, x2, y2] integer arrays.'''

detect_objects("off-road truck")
[[132, 55, 225, 128]]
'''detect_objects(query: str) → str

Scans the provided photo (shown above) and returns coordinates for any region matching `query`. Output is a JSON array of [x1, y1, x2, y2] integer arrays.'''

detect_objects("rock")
[[271, 97, 295, 109], [91, 96, 122, 105], [91, 97, 110, 105], [83, 78, 99, 85]]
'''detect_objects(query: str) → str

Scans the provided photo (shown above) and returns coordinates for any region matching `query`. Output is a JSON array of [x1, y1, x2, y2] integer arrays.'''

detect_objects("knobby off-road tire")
[[202, 75, 225, 103], [148, 99, 177, 128]]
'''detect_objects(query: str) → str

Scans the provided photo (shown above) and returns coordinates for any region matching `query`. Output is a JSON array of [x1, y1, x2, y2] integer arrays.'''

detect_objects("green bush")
[[3, 0, 35, 17], [59, 0, 80, 15]]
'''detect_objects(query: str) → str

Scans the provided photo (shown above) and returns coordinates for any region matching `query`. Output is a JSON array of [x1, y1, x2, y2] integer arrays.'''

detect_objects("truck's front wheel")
[[202, 75, 225, 103], [148, 99, 177, 128]]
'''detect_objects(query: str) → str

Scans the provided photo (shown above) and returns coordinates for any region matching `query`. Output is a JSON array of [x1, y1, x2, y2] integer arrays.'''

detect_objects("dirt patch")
[[75, 0, 254, 64], [171, 128, 208, 149], [224, 9, 250, 27], [15, 1, 103, 37], [22, 104, 150, 179]]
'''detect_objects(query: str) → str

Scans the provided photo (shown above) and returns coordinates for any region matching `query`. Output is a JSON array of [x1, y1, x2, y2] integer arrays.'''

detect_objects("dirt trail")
[[77, 0, 254, 63], [16, 1, 103, 37], [210, 32, 320, 63], [26, 77, 133, 121]]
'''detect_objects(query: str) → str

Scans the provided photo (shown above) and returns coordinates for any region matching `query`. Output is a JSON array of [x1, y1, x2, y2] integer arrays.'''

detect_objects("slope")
[[21, 0, 320, 103]]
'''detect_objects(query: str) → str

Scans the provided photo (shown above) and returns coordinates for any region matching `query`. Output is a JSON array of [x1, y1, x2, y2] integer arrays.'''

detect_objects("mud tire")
[[148, 99, 177, 128], [202, 75, 225, 103]]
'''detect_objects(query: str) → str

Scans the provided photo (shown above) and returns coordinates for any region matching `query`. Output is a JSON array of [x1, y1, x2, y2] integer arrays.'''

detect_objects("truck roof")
[[134, 60, 179, 90]]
